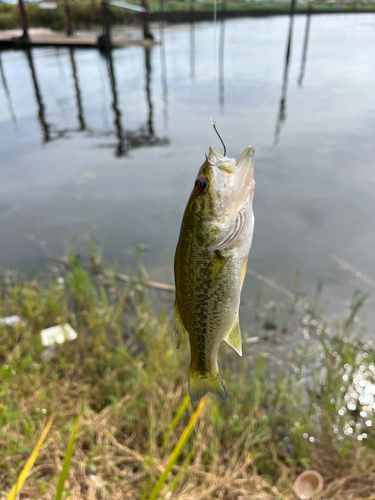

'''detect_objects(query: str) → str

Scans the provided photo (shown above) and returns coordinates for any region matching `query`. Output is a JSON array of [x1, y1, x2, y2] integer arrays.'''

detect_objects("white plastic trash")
[[40, 324, 77, 347], [0, 316, 26, 327]]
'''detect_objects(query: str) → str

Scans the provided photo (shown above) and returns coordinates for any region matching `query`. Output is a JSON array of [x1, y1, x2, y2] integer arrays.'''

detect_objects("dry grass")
[[0, 246, 374, 499]]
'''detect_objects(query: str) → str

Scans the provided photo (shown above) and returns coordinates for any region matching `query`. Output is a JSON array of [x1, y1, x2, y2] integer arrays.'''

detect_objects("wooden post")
[[61, 0, 72, 36], [290, 0, 296, 16], [98, 0, 111, 49], [190, 0, 194, 22], [17, 0, 29, 44], [140, 0, 153, 40], [159, 0, 164, 21]]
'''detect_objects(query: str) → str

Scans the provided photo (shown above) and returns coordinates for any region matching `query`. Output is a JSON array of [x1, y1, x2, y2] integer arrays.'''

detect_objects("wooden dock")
[[0, 28, 158, 49]]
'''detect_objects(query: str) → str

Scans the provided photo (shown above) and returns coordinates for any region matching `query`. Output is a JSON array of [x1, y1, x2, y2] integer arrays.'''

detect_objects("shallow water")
[[0, 14, 374, 330]]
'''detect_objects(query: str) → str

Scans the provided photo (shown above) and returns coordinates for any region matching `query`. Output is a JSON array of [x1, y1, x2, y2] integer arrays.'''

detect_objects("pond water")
[[0, 14, 374, 331]]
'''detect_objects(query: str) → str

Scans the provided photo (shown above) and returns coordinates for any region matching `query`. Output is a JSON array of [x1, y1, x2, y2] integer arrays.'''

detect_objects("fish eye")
[[196, 177, 209, 194]]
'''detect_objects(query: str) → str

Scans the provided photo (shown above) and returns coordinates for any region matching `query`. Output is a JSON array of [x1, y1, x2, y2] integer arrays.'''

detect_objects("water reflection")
[[3, 46, 169, 155], [274, 15, 294, 145], [103, 49, 125, 156], [25, 48, 51, 143], [298, 11, 311, 88], [144, 48, 154, 137], [159, 23, 169, 129], [69, 48, 86, 131], [0, 53, 18, 129], [189, 19, 195, 82]]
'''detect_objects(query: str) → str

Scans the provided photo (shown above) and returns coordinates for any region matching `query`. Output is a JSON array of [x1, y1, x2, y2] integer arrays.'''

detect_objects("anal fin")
[[174, 302, 188, 349], [224, 319, 242, 356]]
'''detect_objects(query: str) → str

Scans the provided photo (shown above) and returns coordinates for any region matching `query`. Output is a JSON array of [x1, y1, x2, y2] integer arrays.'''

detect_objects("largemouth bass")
[[174, 144, 255, 402]]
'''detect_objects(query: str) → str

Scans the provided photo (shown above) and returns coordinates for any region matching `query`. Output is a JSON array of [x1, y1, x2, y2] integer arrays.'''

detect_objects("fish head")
[[191, 145, 255, 249]]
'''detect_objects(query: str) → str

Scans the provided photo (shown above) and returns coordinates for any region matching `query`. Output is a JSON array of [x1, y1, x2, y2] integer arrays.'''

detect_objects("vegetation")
[[0, 243, 374, 499], [1, 0, 375, 31]]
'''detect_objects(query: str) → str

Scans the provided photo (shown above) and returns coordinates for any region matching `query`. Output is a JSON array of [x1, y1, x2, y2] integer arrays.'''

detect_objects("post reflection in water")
[[103, 49, 126, 157], [144, 48, 154, 138], [274, 14, 294, 146], [189, 19, 195, 82], [11, 45, 168, 156], [69, 48, 86, 131], [218, 18, 225, 114], [25, 48, 51, 143], [159, 23, 169, 129], [103, 47, 168, 156], [0, 53, 18, 130], [298, 11, 311, 88]]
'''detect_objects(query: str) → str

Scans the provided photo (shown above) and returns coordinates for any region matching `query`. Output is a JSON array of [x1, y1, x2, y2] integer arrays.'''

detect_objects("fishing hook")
[[212, 120, 226, 156]]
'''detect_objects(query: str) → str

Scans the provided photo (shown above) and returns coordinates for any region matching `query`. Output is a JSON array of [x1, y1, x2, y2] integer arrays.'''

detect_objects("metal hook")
[[212, 119, 226, 156]]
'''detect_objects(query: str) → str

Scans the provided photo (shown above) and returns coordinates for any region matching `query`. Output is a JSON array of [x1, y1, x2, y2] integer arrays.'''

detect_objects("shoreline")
[[151, 6, 375, 22]]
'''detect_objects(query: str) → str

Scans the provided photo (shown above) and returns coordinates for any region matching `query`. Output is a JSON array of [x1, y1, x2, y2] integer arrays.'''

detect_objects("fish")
[[174, 144, 255, 402]]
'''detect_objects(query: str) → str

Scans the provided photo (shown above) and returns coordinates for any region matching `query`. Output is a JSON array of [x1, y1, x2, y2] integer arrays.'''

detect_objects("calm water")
[[0, 14, 374, 330]]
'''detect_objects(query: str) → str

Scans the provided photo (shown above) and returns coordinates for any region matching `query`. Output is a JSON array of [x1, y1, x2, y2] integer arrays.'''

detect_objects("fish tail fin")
[[188, 366, 227, 402]]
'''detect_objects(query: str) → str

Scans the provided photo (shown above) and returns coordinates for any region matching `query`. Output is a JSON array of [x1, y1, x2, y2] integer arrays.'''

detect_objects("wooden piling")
[[290, 0, 296, 16], [140, 0, 153, 39], [17, 0, 29, 44], [98, 0, 111, 49], [61, 0, 72, 36]]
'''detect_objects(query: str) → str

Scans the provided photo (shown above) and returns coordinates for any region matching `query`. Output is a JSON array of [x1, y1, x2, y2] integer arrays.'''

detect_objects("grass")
[[0, 242, 374, 499]]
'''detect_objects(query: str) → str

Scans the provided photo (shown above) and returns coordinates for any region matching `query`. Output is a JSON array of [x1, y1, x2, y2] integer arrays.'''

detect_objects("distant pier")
[[0, 28, 158, 49]]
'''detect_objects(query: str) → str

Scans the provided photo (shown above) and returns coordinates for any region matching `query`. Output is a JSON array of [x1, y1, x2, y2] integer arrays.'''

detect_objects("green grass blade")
[[161, 444, 197, 500], [148, 395, 207, 500], [6, 417, 53, 500], [163, 394, 190, 448], [55, 416, 80, 500]]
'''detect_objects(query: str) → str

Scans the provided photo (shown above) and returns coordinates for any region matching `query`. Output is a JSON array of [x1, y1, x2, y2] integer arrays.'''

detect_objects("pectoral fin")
[[205, 251, 229, 283], [224, 319, 242, 356], [174, 302, 188, 349]]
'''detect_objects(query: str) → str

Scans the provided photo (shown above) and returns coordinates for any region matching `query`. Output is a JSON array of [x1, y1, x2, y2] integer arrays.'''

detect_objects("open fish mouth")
[[206, 145, 255, 201], [207, 145, 255, 176], [206, 146, 236, 173]]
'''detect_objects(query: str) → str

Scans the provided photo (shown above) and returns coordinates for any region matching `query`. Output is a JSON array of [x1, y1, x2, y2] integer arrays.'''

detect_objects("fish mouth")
[[207, 145, 255, 177], [207, 146, 236, 173], [205, 145, 255, 208]]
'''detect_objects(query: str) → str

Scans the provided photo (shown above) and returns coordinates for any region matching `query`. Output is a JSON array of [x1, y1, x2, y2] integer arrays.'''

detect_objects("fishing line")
[[213, 0, 217, 84], [210, 0, 225, 154], [212, 0, 218, 118]]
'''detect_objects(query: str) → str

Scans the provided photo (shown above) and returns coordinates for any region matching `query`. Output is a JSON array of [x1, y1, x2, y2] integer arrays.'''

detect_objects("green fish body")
[[174, 145, 255, 402]]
